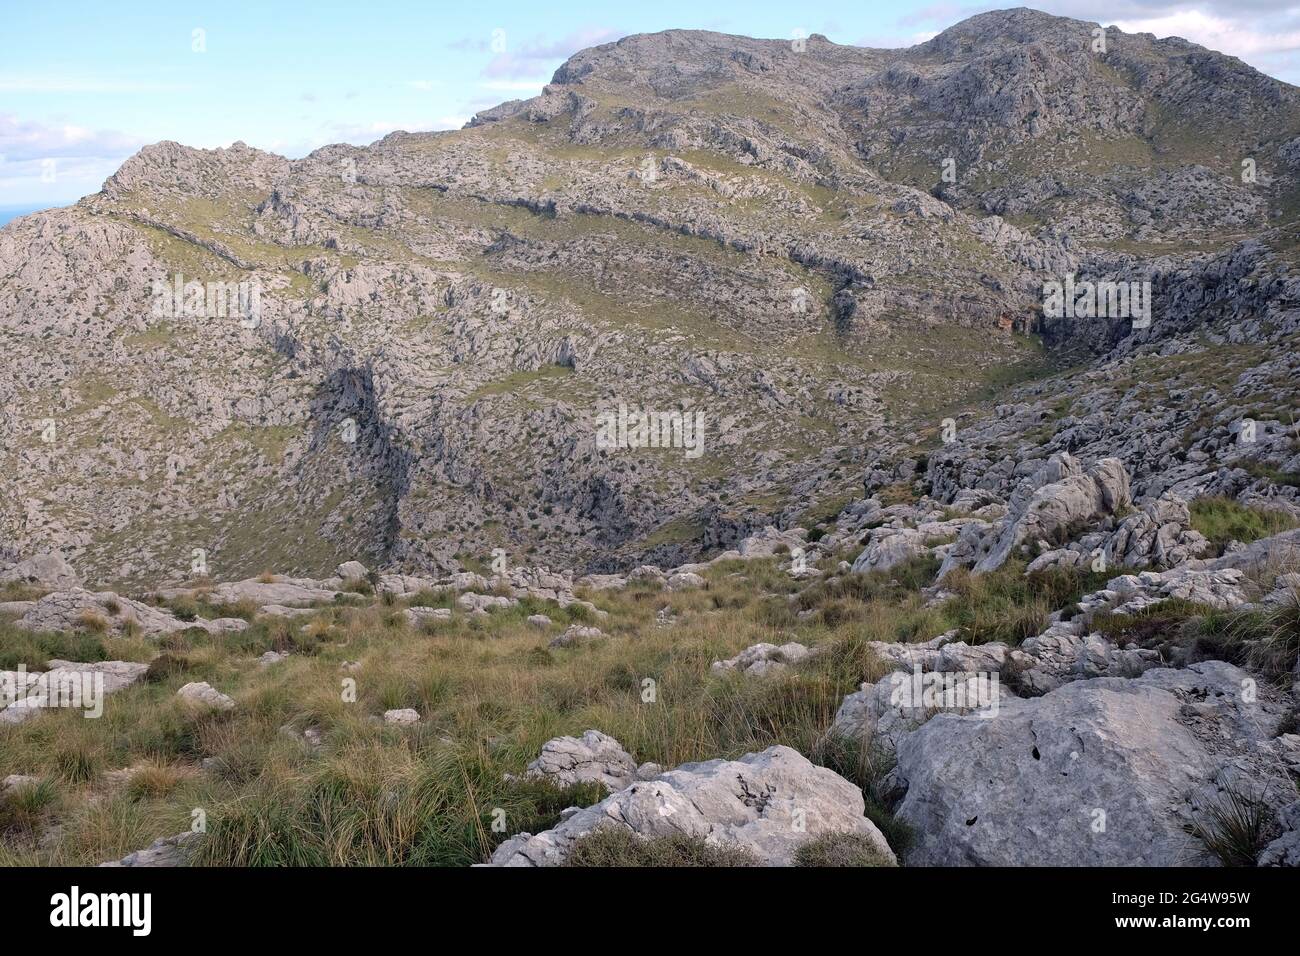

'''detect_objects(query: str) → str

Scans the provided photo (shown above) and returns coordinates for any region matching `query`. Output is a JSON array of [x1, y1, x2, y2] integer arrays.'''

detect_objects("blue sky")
[[4, 0, 1300, 208]]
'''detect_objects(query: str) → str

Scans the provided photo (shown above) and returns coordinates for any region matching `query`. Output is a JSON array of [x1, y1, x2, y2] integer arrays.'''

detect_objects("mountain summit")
[[1, 8, 1298, 586]]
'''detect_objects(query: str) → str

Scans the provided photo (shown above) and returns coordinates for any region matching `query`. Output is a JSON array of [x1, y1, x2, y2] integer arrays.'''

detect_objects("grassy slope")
[[0, 549, 1186, 866]]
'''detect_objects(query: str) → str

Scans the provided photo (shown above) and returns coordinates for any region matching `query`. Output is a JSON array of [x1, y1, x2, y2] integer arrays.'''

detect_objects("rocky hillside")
[[1, 7, 1299, 596]]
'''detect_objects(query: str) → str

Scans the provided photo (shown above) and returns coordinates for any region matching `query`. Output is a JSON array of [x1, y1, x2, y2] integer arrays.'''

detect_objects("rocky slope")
[[1, 7, 1299, 598]]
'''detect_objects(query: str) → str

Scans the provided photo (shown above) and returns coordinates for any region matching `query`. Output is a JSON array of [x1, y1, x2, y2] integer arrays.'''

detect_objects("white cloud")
[[0, 113, 142, 162], [1109, 9, 1300, 57], [482, 27, 621, 79]]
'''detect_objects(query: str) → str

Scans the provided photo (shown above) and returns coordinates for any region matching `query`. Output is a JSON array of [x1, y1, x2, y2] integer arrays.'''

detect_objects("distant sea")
[[0, 204, 55, 226]]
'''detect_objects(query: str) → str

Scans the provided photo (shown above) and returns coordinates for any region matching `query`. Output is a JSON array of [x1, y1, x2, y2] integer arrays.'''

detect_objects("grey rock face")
[[666, 572, 706, 591], [522, 730, 645, 792], [1009, 624, 1161, 696], [1258, 800, 1300, 867], [892, 662, 1289, 866], [456, 592, 517, 613], [0, 553, 79, 590], [14, 589, 246, 638], [1074, 567, 1250, 619], [961, 454, 1132, 573], [488, 745, 895, 867], [404, 606, 452, 627], [852, 529, 931, 574], [100, 832, 196, 867]]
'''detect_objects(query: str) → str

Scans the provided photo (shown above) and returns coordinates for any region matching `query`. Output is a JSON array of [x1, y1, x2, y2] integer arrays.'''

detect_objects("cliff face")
[[2, 9, 1299, 586]]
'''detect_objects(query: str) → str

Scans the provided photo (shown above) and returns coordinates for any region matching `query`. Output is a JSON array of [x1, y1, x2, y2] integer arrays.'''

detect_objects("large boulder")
[[456, 592, 517, 613], [940, 454, 1135, 577], [549, 624, 603, 648], [0, 553, 79, 590], [176, 682, 235, 712], [335, 560, 369, 580], [891, 661, 1291, 866], [488, 745, 895, 867], [973, 455, 1132, 572], [521, 730, 648, 792], [736, 526, 807, 559], [852, 529, 930, 574], [1008, 623, 1162, 695], [711, 641, 815, 677]]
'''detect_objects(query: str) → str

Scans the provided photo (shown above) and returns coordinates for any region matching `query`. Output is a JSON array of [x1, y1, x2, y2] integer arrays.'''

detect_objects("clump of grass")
[[0, 623, 106, 670], [1091, 598, 1228, 646], [875, 482, 918, 506], [191, 744, 606, 866], [796, 555, 940, 612], [0, 778, 60, 836], [124, 762, 188, 801], [0, 580, 47, 602], [76, 609, 110, 634], [565, 826, 760, 866], [794, 831, 896, 867], [168, 596, 199, 621], [942, 561, 1115, 645], [408, 589, 454, 609], [53, 743, 102, 784], [207, 598, 261, 622], [1243, 590, 1300, 682], [814, 731, 912, 856], [1190, 497, 1300, 554], [1187, 787, 1273, 867], [144, 652, 191, 683]]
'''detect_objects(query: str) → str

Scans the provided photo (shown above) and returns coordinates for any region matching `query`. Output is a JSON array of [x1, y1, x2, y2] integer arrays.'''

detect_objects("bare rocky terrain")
[[1, 9, 1299, 868]]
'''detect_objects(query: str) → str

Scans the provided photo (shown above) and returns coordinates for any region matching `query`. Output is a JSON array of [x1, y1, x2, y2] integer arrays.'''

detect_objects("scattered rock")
[[550, 624, 604, 648], [176, 682, 235, 712], [488, 745, 895, 867], [522, 730, 647, 792], [100, 832, 196, 867], [404, 606, 452, 627], [666, 571, 706, 591], [456, 592, 517, 612], [711, 641, 814, 676], [336, 560, 369, 579]]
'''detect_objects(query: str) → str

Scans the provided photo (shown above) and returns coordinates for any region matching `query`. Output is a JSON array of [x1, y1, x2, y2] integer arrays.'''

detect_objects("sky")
[[4, 0, 1300, 209]]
